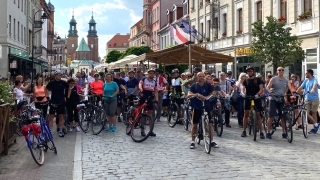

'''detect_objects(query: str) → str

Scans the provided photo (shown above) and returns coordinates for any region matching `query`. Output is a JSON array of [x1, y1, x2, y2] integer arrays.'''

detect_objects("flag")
[[170, 25, 183, 44]]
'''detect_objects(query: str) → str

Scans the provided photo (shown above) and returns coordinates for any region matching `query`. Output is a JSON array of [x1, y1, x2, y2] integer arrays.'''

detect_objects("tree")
[[249, 16, 305, 74], [159, 64, 188, 74], [118, 46, 153, 60], [106, 50, 123, 63]]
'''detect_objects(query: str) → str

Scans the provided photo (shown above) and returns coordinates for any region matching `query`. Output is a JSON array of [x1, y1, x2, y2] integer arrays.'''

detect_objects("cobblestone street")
[[0, 118, 319, 180]]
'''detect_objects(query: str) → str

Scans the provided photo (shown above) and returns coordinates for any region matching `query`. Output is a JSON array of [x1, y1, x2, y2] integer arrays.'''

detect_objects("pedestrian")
[[219, 72, 233, 127], [66, 78, 81, 132], [33, 77, 49, 119], [103, 73, 119, 132], [154, 68, 167, 122], [235, 73, 246, 128], [162, 72, 170, 116]]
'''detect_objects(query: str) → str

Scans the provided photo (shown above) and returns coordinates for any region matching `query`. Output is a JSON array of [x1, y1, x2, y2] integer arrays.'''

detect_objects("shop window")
[[306, 48, 317, 62]]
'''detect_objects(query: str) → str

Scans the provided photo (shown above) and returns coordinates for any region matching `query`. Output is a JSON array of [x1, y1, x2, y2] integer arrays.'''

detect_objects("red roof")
[[107, 34, 130, 47]]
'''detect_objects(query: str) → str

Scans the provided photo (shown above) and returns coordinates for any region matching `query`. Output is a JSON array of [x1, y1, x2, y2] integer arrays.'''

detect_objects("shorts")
[[174, 97, 184, 106], [104, 100, 117, 116], [139, 95, 154, 111], [268, 100, 283, 118], [244, 99, 262, 112], [49, 103, 66, 115], [306, 99, 320, 112], [192, 109, 212, 124], [162, 99, 169, 106]]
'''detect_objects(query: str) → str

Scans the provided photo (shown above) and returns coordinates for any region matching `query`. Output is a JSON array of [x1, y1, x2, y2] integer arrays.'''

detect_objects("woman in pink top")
[[34, 77, 49, 118]]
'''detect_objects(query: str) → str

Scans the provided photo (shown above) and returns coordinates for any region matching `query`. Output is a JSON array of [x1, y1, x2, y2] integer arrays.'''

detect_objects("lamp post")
[[31, 10, 48, 87]]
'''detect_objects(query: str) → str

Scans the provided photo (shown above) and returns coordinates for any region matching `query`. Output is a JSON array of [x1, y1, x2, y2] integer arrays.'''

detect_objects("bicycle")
[[290, 92, 309, 138], [22, 102, 57, 166], [212, 96, 224, 137], [125, 95, 155, 143], [245, 95, 261, 141], [182, 98, 192, 131], [167, 93, 183, 128], [78, 94, 106, 135], [260, 97, 269, 133], [190, 95, 215, 154]]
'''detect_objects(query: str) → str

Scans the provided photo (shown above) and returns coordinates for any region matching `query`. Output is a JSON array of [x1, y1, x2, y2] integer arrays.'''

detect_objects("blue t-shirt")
[[301, 77, 319, 101], [190, 82, 214, 109], [104, 82, 119, 100], [126, 78, 139, 95]]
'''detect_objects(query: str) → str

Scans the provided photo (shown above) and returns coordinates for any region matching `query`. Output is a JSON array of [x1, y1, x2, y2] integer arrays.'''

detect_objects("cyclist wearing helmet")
[[138, 68, 158, 137], [46, 70, 69, 137], [154, 68, 168, 122], [240, 66, 265, 139], [171, 69, 185, 123]]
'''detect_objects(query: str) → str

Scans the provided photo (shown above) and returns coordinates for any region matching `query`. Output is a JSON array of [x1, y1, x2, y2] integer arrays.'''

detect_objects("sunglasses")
[[94, 75, 99, 77], [247, 70, 254, 73], [213, 82, 219, 84], [278, 69, 284, 71]]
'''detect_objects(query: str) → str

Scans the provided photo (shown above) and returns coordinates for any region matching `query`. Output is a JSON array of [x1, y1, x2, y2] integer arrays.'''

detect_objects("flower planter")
[[236, 30, 242, 35], [297, 10, 312, 21]]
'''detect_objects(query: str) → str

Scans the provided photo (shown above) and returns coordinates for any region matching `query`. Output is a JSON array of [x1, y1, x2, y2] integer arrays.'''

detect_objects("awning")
[[136, 44, 234, 65], [9, 54, 32, 62]]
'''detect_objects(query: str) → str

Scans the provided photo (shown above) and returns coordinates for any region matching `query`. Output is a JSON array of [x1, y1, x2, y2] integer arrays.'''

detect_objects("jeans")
[[223, 98, 231, 125], [237, 97, 244, 125]]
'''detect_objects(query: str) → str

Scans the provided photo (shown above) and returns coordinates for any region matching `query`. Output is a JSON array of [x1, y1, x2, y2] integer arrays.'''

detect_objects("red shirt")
[[90, 80, 104, 95]]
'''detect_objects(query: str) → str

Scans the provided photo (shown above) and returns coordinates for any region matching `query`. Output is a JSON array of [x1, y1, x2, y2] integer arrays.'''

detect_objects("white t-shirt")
[[14, 87, 24, 101], [88, 76, 95, 84]]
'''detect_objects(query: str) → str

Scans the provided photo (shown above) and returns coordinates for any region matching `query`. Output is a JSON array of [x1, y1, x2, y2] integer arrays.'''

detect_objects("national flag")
[[170, 25, 183, 44]]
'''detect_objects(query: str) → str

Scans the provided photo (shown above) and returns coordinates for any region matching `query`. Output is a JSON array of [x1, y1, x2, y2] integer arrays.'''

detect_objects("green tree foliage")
[[106, 50, 123, 63], [249, 16, 305, 73], [159, 64, 188, 74], [118, 46, 153, 60]]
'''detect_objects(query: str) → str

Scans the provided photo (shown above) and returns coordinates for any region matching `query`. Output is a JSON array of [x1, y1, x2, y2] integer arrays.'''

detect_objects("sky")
[[51, 0, 142, 59]]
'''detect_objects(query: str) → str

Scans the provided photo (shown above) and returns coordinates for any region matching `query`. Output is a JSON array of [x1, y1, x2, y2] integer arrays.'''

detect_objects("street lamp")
[[31, 10, 48, 87]]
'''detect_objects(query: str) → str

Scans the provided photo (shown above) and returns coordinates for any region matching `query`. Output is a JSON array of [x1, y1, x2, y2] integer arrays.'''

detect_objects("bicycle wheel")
[[29, 133, 45, 166], [131, 113, 154, 143], [252, 110, 258, 141], [261, 110, 268, 133], [184, 109, 192, 131], [126, 116, 133, 135], [214, 110, 223, 137], [202, 118, 212, 154], [46, 132, 57, 154], [122, 104, 128, 125], [92, 108, 106, 135], [78, 109, 89, 133], [152, 104, 158, 122], [284, 112, 293, 143], [248, 113, 253, 135], [167, 103, 179, 128], [301, 109, 308, 138], [16, 118, 23, 136]]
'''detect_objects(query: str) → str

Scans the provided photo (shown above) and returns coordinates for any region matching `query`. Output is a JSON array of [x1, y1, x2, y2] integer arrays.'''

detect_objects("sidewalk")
[[0, 128, 77, 180]]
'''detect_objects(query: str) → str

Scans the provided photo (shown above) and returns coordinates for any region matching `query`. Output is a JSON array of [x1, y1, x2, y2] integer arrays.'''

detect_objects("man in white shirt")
[[87, 69, 96, 84]]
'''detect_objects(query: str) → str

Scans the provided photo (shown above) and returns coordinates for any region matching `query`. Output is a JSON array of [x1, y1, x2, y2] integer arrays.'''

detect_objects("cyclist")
[[46, 70, 69, 137], [89, 73, 104, 105], [188, 72, 219, 149], [154, 68, 167, 122], [296, 69, 320, 134], [240, 66, 265, 139], [287, 73, 301, 130], [265, 67, 295, 139], [126, 70, 139, 105], [171, 69, 184, 123], [182, 67, 201, 90], [112, 72, 127, 122], [138, 68, 158, 137]]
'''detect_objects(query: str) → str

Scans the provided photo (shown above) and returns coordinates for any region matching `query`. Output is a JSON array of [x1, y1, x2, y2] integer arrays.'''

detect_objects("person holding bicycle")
[[188, 72, 219, 149], [154, 68, 167, 122], [265, 67, 294, 139], [66, 78, 81, 132], [34, 77, 49, 119], [89, 73, 104, 105], [240, 66, 265, 139], [171, 69, 184, 124], [46, 70, 69, 137], [126, 70, 139, 105], [296, 69, 320, 134], [138, 68, 158, 137]]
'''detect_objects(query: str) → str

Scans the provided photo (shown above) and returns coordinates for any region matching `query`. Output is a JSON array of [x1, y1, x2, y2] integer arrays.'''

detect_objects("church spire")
[[88, 10, 97, 37], [68, 9, 78, 37]]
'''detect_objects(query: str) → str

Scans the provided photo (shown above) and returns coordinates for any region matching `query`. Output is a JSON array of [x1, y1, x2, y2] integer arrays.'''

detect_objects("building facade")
[[189, 0, 319, 80], [129, 19, 143, 47], [87, 13, 99, 62], [106, 33, 130, 54], [52, 37, 66, 66]]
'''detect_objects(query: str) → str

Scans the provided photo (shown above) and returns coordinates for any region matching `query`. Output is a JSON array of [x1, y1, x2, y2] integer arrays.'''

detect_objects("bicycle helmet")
[[155, 68, 161, 73], [171, 69, 179, 74], [194, 67, 201, 72], [54, 70, 62, 75], [147, 68, 155, 73], [246, 66, 254, 72]]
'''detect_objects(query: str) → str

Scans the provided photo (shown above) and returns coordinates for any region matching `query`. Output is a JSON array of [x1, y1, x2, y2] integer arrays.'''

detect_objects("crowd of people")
[[11, 66, 320, 149]]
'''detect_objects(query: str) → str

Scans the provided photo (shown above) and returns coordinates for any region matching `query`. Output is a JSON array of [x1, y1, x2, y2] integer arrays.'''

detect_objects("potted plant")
[[278, 16, 286, 23], [222, 32, 226, 37], [206, 37, 210, 41], [199, 39, 203, 43], [200, 2, 203, 8], [297, 9, 312, 21], [236, 29, 243, 35]]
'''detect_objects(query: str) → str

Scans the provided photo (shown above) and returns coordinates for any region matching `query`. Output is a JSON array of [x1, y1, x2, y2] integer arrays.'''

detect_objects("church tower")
[[87, 11, 99, 62], [67, 11, 78, 61]]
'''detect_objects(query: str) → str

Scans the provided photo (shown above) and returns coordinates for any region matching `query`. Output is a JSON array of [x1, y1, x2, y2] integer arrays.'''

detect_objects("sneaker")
[[118, 117, 122, 122], [190, 143, 195, 149], [226, 124, 231, 128], [150, 132, 156, 137], [241, 131, 247, 137], [313, 124, 319, 133], [141, 131, 146, 137], [59, 131, 64, 137], [106, 126, 113, 131], [282, 133, 287, 138], [260, 133, 265, 139], [76, 126, 81, 132], [112, 126, 117, 132], [308, 128, 317, 134], [69, 127, 73, 132], [211, 142, 219, 148], [266, 133, 272, 139]]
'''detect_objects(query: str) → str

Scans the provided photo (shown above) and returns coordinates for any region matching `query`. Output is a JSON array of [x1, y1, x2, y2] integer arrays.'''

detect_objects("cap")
[[181, 73, 186, 76], [54, 70, 62, 75], [211, 73, 216, 76]]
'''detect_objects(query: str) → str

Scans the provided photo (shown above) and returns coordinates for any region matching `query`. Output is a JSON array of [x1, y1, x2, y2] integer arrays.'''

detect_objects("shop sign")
[[236, 48, 251, 56], [67, 58, 72, 65]]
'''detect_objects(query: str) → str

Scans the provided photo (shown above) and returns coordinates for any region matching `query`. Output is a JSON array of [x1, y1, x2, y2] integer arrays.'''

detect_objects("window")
[[13, 19, 16, 39], [54, 55, 56, 61], [60, 56, 62, 61], [183, 3, 188, 15], [9, 15, 11, 37], [280, 0, 287, 19], [91, 44, 93, 48], [238, 9, 243, 31], [206, 19, 211, 38], [72, 44, 74, 48], [18, 0, 20, 8], [21, 24, 23, 43], [199, 0, 203, 7], [191, 0, 195, 10], [200, 22, 204, 37], [21, 0, 23, 12], [24, 27, 26, 44], [304, 0, 312, 12], [257, 2, 262, 20], [223, 13, 227, 35]]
